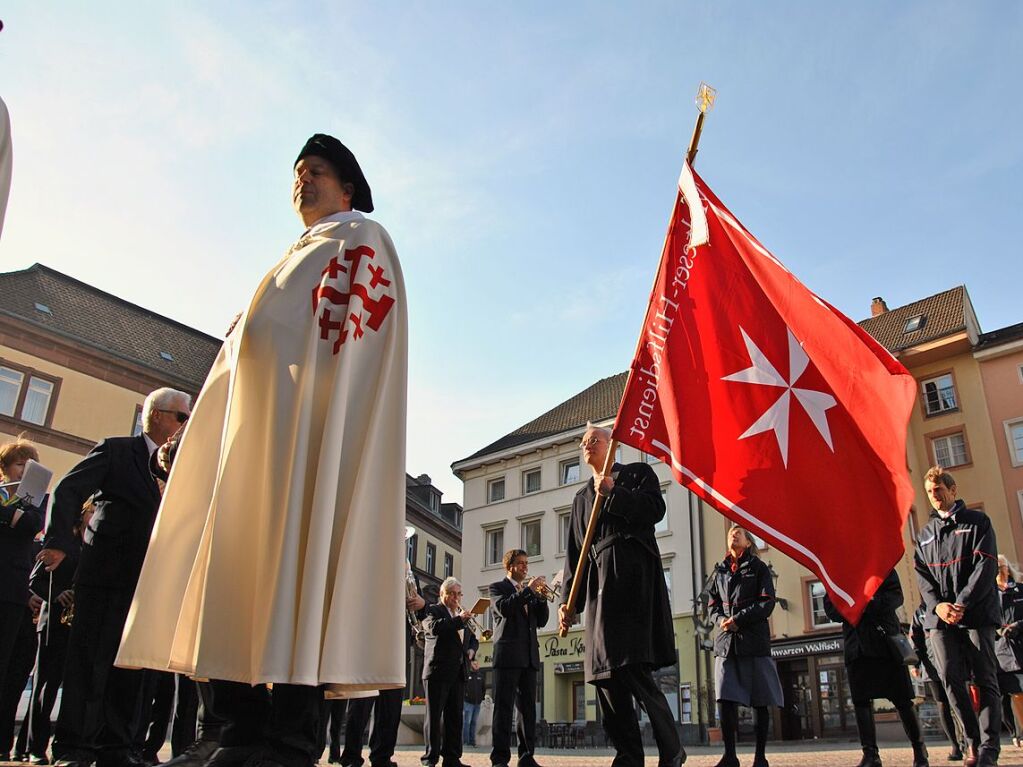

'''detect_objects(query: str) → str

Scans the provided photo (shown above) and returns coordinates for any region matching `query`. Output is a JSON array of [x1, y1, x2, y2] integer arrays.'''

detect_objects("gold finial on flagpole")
[[687, 82, 717, 167]]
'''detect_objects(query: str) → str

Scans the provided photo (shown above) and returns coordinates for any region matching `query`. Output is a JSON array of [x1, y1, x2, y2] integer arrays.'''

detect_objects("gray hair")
[[583, 422, 611, 439], [141, 387, 191, 433], [439, 576, 461, 595]]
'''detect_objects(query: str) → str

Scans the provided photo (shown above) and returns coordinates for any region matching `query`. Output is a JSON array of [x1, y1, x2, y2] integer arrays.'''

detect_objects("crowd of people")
[[0, 128, 1021, 767]]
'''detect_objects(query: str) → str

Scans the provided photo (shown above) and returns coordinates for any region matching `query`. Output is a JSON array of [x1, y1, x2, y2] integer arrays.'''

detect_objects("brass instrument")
[[405, 526, 426, 649], [527, 576, 561, 603], [59, 600, 75, 626], [464, 610, 492, 641]]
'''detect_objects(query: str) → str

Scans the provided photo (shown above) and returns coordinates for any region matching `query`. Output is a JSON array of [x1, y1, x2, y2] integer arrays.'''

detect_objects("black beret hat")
[[295, 134, 374, 213]]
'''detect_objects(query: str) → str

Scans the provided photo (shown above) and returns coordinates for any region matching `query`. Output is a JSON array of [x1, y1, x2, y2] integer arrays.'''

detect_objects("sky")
[[1, 3, 1020, 503]]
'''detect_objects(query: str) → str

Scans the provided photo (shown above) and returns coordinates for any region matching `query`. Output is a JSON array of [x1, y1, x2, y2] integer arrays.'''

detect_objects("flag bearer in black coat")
[[914, 466, 1001, 767], [558, 425, 684, 767], [824, 570, 928, 767], [488, 548, 549, 767], [707, 525, 782, 767]]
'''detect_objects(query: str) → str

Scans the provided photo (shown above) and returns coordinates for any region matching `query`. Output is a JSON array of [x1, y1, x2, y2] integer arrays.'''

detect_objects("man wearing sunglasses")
[[39, 387, 190, 767]]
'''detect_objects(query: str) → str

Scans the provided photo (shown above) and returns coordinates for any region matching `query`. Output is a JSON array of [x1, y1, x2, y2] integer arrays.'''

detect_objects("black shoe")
[[714, 757, 740, 767], [948, 749, 963, 762], [976, 753, 998, 767], [913, 743, 930, 767], [750, 756, 766, 767], [16, 753, 31, 762], [160, 741, 220, 767], [326, 753, 340, 766], [53, 760, 93, 767], [32, 757, 51, 766], [856, 750, 882, 767], [206, 749, 262, 767]]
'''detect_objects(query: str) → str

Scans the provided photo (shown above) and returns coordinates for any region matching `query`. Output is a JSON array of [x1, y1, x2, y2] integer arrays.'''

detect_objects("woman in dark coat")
[[823, 569, 927, 767], [995, 555, 1023, 748], [708, 524, 782, 767], [911, 603, 963, 760]]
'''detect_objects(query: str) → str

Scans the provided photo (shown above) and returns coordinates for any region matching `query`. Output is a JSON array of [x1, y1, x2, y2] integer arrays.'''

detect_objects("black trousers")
[[422, 676, 464, 766], [210, 680, 321, 767], [136, 670, 175, 759], [594, 665, 681, 767], [195, 681, 224, 743], [171, 676, 200, 755], [52, 585, 147, 764], [26, 623, 71, 758], [490, 666, 538, 766], [341, 688, 403, 767], [1, 606, 37, 756], [317, 699, 346, 759], [930, 627, 1001, 759]]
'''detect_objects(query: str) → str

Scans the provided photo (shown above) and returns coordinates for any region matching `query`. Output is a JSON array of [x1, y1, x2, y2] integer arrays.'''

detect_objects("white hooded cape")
[[116, 214, 407, 694]]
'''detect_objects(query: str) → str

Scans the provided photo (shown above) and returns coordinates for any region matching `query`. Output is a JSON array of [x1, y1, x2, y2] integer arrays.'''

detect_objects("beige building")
[[453, 284, 1021, 744], [0, 263, 220, 478]]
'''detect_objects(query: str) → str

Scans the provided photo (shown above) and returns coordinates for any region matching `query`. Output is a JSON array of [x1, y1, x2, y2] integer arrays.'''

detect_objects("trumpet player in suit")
[[489, 550, 550, 767], [421, 578, 478, 767]]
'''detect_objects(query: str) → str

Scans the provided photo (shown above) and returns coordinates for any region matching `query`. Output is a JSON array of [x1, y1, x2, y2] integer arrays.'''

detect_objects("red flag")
[[612, 163, 916, 624]]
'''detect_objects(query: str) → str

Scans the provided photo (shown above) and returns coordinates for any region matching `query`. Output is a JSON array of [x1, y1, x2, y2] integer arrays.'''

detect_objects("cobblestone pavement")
[[5, 741, 1023, 767]]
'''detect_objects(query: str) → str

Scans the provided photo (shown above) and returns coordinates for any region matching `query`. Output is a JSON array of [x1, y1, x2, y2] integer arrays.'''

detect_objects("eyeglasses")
[[157, 409, 190, 423], [579, 436, 606, 448]]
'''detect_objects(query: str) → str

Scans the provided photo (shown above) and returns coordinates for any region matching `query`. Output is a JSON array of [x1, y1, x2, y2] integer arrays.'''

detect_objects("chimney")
[[871, 297, 888, 317], [416, 473, 432, 485]]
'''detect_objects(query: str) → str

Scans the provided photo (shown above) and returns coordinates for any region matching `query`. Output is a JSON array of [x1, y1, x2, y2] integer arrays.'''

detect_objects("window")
[[662, 563, 673, 611], [522, 468, 541, 494], [644, 451, 660, 464], [557, 509, 572, 554], [443, 553, 454, 578], [1005, 419, 1023, 467], [808, 580, 839, 628], [131, 405, 144, 436], [903, 315, 926, 333], [932, 432, 969, 468], [0, 363, 58, 427], [680, 684, 693, 724], [921, 374, 957, 416], [428, 491, 439, 511], [656, 487, 670, 534], [407, 534, 418, 567], [521, 518, 541, 557], [614, 445, 623, 464], [478, 587, 494, 632], [484, 527, 505, 567], [425, 543, 436, 575], [487, 477, 505, 503], [560, 458, 580, 486]]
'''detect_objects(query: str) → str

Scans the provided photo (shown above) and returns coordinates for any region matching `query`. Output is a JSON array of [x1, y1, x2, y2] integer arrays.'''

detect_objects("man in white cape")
[[116, 134, 408, 767]]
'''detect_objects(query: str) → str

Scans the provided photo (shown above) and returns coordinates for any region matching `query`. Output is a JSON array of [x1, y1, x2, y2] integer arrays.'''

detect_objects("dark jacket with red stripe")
[[823, 569, 903, 663], [995, 581, 1023, 673], [913, 501, 999, 631], [708, 549, 775, 658]]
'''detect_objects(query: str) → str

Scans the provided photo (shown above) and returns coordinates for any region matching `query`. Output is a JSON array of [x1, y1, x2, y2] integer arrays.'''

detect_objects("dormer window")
[[34, 303, 52, 315], [903, 315, 926, 334], [159, 351, 174, 361]]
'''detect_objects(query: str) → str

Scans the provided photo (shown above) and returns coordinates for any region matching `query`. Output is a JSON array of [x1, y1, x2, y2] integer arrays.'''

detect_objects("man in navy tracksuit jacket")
[[914, 466, 1001, 767]]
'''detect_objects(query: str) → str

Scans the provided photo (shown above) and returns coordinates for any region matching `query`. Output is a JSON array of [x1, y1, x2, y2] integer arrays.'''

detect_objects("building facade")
[[453, 285, 1021, 743], [0, 263, 221, 477]]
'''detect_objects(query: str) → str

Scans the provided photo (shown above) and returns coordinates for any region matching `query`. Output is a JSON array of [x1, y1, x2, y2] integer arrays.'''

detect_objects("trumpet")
[[527, 577, 561, 603], [457, 601, 493, 641], [405, 527, 426, 649]]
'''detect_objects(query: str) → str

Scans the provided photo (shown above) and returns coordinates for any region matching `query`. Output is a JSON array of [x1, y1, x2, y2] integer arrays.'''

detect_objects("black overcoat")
[[910, 604, 941, 683], [707, 550, 775, 658], [562, 461, 675, 683], [422, 603, 479, 681], [823, 569, 903, 663], [995, 581, 1023, 673], [0, 494, 44, 606]]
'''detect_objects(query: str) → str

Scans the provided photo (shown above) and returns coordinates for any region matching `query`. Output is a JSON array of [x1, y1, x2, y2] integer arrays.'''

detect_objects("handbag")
[[884, 629, 919, 666]]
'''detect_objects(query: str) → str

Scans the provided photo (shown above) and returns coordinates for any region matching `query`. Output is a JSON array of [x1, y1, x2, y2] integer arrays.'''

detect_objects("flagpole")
[[558, 83, 717, 638]]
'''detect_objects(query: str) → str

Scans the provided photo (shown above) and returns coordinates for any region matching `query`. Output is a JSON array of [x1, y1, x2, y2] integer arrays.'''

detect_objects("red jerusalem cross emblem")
[[310, 245, 395, 354]]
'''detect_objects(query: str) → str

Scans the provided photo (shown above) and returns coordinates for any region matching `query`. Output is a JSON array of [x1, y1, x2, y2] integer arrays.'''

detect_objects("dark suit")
[[46, 435, 162, 767], [0, 489, 44, 698], [421, 603, 477, 766], [489, 578, 548, 767]]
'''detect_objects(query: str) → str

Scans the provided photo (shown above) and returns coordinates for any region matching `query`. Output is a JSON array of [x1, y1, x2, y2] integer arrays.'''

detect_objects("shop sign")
[[771, 638, 842, 659], [542, 635, 585, 660], [554, 662, 583, 674]]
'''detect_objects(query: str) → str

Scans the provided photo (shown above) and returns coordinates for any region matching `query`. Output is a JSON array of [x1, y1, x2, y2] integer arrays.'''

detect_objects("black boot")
[[715, 701, 740, 767], [897, 703, 929, 767], [854, 704, 882, 767]]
